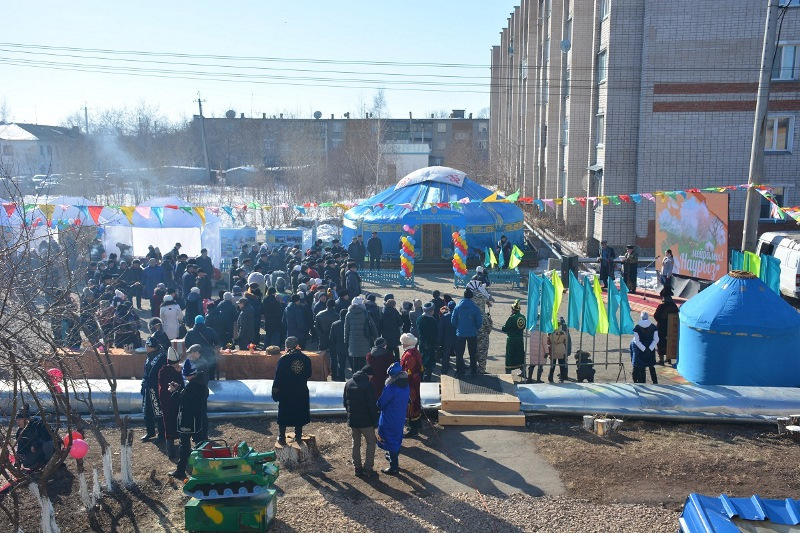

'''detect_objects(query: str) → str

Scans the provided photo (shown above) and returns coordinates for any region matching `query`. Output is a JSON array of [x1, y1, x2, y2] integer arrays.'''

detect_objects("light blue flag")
[[151, 206, 164, 226], [618, 279, 635, 334], [567, 270, 583, 330], [526, 272, 543, 331], [730, 249, 743, 271], [539, 275, 555, 334], [607, 281, 621, 336], [759, 254, 781, 295], [581, 276, 598, 336]]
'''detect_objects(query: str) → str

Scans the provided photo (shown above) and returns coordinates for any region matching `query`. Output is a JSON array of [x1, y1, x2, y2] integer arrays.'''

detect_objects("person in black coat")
[[216, 292, 238, 346], [343, 365, 379, 477], [141, 337, 166, 443], [367, 232, 383, 270], [379, 298, 403, 360], [236, 298, 256, 349], [437, 301, 457, 375], [181, 264, 197, 298], [167, 356, 208, 479], [195, 269, 212, 300], [261, 287, 284, 347], [328, 309, 348, 381], [14, 408, 56, 470], [148, 317, 171, 353], [430, 290, 446, 319], [271, 337, 312, 445]]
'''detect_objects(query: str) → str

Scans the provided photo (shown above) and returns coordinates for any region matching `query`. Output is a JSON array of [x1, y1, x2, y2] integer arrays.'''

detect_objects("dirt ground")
[[2, 415, 797, 532]]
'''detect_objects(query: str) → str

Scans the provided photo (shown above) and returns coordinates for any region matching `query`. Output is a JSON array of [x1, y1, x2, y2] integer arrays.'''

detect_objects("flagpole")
[[578, 281, 585, 352]]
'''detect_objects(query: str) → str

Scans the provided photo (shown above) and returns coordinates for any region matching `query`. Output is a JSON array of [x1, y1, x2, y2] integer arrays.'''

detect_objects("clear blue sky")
[[1, 1, 518, 126]]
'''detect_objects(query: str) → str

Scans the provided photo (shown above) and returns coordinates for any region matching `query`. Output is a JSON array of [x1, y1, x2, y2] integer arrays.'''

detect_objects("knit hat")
[[163, 294, 174, 302], [190, 287, 200, 294], [366, 293, 376, 302], [182, 359, 198, 378], [400, 333, 417, 347], [387, 361, 403, 376], [352, 296, 364, 308], [447, 300, 456, 310], [194, 315, 205, 325]]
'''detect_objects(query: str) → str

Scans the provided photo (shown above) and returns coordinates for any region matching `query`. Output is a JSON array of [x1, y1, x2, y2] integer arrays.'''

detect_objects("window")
[[1, 145, 12, 156], [437, 123, 447, 133], [436, 140, 446, 150], [764, 115, 794, 152], [455, 131, 468, 141], [597, 50, 608, 83], [779, 0, 800, 6], [478, 122, 488, 133], [596, 115, 605, 146], [332, 122, 343, 133], [760, 187, 785, 219], [773, 44, 800, 80], [600, 0, 610, 18], [478, 140, 488, 150]]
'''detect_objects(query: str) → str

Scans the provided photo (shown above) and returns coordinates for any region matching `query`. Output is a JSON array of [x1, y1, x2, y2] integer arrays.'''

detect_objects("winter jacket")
[[409, 308, 423, 338], [314, 308, 338, 351], [343, 370, 379, 428], [216, 299, 237, 341], [196, 275, 212, 300], [437, 310, 457, 351], [367, 236, 383, 258], [416, 313, 438, 350], [366, 345, 393, 400], [345, 269, 362, 297], [365, 300, 381, 327], [260, 294, 284, 334], [196, 255, 213, 276], [282, 302, 307, 342], [236, 304, 256, 346], [159, 302, 184, 339], [142, 265, 166, 299], [142, 351, 166, 393], [329, 314, 348, 360], [272, 348, 312, 426], [377, 372, 410, 453], [451, 298, 483, 338], [181, 271, 197, 298], [344, 305, 377, 359], [185, 292, 201, 326], [184, 323, 220, 348], [173, 379, 207, 436], [379, 306, 403, 347]]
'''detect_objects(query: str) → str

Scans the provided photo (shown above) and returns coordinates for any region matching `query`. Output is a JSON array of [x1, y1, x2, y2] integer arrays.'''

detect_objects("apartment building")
[[491, 0, 800, 253]]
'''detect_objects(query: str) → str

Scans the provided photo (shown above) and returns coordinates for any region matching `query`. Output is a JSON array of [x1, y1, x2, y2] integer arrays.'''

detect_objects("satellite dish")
[[313, 111, 322, 120], [560, 39, 571, 53], [225, 110, 236, 119]]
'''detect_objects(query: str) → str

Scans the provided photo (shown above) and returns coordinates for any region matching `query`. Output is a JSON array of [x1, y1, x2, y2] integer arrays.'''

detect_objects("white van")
[[756, 231, 800, 299]]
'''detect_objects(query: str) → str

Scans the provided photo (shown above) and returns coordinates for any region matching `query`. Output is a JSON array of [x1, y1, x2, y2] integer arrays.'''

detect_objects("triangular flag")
[[193, 206, 206, 225], [180, 206, 193, 215], [527, 272, 543, 332], [567, 271, 583, 331], [38, 204, 55, 224], [3, 203, 17, 217], [23, 203, 36, 213], [152, 206, 164, 225], [508, 245, 524, 270], [77, 205, 89, 220], [592, 275, 609, 334], [539, 275, 555, 334], [119, 206, 136, 224], [222, 206, 235, 221], [88, 205, 103, 225], [506, 190, 520, 202], [483, 191, 500, 203], [135, 206, 151, 219], [551, 270, 563, 331]]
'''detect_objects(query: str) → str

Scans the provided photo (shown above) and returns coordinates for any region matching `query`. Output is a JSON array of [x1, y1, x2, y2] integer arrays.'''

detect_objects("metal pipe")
[[517, 383, 800, 425], [0, 380, 442, 415]]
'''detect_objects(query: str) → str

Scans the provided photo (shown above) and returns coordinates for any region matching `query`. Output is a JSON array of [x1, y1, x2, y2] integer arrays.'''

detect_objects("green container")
[[185, 490, 277, 532], [184, 442, 279, 500]]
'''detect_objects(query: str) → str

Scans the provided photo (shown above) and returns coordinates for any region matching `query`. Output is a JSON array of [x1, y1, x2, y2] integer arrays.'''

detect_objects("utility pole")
[[742, 0, 780, 252], [197, 94, 213, 183], [84, 104, 89, 135]]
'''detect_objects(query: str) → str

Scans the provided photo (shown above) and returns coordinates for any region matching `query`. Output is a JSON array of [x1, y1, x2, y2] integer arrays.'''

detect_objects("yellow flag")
[[550, 270, 563, 331], [119, 206, 136, 224], [593, 275, 609, 334], [38, 204, 55, 223], [193, 206, 206, 225]]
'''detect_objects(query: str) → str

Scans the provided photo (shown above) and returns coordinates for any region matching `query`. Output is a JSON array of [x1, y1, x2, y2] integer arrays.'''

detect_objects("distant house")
[[0, 123, 83, 175]]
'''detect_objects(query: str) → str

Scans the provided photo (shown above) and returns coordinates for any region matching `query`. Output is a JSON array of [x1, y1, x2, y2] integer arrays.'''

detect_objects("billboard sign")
[[655, 192, 728, 281]]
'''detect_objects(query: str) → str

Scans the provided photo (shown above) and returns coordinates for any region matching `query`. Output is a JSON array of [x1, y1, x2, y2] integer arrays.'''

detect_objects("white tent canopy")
[[102, 197, 221, 266]]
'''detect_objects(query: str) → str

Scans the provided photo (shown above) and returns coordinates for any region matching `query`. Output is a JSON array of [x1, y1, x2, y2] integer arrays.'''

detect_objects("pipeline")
[[517, 383, 800, 425]]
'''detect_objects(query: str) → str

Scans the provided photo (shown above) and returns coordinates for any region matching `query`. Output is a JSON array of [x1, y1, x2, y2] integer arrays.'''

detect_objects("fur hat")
[[400, 333, 417, 347]]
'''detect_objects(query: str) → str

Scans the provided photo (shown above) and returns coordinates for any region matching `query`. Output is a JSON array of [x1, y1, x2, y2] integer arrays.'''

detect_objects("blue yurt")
[[677, 271, 800, 387], [342, 166, 524, 261]]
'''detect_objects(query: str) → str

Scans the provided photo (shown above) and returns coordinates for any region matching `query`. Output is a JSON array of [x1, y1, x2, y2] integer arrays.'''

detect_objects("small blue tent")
[[677, 271, 800, 387], [342, 166, 524, 261]]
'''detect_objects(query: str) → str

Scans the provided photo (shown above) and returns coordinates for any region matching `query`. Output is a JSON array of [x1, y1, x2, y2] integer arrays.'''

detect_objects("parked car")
[[756, 231, 800, 299]]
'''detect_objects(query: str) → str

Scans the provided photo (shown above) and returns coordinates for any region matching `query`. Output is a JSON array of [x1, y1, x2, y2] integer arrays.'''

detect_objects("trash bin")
[[561, 255, 578, 287]]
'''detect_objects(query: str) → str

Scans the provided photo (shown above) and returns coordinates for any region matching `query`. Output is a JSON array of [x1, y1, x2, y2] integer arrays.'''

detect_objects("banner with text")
[[655, 192, 729, 281]]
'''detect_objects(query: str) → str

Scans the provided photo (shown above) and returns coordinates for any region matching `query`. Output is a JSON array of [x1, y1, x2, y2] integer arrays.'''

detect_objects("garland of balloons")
[[452, 229, 468, 279], [400, 224, 416, 278]]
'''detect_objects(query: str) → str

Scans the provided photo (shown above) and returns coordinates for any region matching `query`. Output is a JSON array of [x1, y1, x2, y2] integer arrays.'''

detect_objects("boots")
[[536, 366, 544, 383], [525, 365, 534, 383], [404, 418, 420, 437], [166, 440, 176, 460]]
